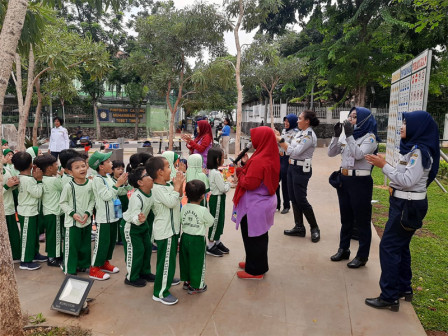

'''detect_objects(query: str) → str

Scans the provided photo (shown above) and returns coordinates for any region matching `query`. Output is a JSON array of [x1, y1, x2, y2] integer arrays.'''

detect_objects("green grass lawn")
[[371, 167, 448, 332]]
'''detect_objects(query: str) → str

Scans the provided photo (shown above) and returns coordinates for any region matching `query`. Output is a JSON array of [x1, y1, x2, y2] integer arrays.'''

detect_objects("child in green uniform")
[[180, 180, 214, 294], [121, 166, 155, 287], [34, 154, 64, 267], [12, 151, 46, 270], [146, 156, 184, 305], [88, 151, 128, 280], [60, 157, 95, 275], [206, 148, 231, 257], [3, 148, 19, 210], [3, 165, 20, 261], [112, 160, 133, 245], [186, 154, 209, 207], [59, 149, 84, 188]]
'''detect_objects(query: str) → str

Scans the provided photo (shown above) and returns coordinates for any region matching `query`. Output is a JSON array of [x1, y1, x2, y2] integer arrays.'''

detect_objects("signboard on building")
[[98, 106, 146, 124], [385, 49, 432, 166]]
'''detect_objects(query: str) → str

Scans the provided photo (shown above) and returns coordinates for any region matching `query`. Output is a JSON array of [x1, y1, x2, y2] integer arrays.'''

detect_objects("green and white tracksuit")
[[60, 179, 95, 274], [112, 176, 133, 243], [121, 189, 154, 282], [180, 204, 214, 289], [3, 168, 20, 260], [6, 163, 19, 209], [91, 174, 126, 267], [42, 176, 64, 258], [17, 175, 43, 262], [61, 173, 73, 189], [208, 169, 230, 241], [151, 183, 181, 298]]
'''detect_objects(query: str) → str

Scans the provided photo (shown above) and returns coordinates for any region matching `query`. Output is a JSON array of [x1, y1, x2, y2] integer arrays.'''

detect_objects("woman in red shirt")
[[181, 120, 213, 168]]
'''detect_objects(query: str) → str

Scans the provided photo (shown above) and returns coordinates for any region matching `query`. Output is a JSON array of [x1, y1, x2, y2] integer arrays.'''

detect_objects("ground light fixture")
[[51, 275, 94, 316]]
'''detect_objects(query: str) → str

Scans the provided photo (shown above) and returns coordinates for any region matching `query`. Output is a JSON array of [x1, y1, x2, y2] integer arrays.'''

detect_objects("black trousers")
[[336, 175, 373, 259], [240, 216, 269, 276], [287, 164, 312, 210]]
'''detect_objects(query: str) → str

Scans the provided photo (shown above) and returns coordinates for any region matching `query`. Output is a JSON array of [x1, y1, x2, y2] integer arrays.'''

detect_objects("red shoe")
[[238, 261, 246, 269], [89, 266, 110, 280], [237, 271, 263, 280], [100, 260, 119, 274]]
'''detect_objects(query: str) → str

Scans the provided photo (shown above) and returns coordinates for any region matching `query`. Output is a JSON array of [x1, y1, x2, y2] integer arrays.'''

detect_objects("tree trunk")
[[134, 105, 139, 140], [94, 100, 102, 141], [269, 91, 274, 129], [234, 0, 244, 154], [0, 0, 29, 119], [32, 78, 43, 146], [17, 46, 35, 151], [354, 85, 366, 106]]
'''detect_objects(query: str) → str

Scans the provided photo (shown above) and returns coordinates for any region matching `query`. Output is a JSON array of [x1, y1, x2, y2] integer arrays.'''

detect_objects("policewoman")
[[278, 110, 320, 242], [276, 114, 299, 214], [328, 107, 379, 268], [365, 110, 439, 312]]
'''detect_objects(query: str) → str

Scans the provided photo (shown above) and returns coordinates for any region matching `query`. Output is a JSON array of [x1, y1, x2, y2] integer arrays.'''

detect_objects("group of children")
[[3, 140, 231, 306]]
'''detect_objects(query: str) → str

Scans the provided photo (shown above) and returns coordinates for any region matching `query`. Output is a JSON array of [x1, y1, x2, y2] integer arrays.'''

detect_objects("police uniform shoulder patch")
[[308, 131, 312, 136]]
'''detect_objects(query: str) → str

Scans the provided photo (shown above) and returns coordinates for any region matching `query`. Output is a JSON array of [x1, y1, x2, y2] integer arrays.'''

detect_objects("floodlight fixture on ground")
[[51, 275, 94, 316]]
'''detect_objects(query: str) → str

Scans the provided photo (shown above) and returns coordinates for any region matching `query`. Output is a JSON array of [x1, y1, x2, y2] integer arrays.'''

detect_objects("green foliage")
[[28, 313, 46, 325]]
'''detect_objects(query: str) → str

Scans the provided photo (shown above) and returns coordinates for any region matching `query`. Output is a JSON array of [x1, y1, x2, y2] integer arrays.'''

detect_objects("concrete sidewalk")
[[15, 148, 426, 336]]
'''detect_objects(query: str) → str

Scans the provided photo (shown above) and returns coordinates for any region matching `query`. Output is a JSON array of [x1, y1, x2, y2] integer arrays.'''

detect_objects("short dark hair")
[[302, 110, 320, 127], [225, 117, 231, 125], [126, 152, 153, 173], [34, 154, 57, 174], [66, 157, 85, 171], [59, 149, 83, 169], [12, 152, 32, 172], [185, 180, 206, 202], [207, 147, 223, 170], [128, 166, 146, 188], [112, 160, 125, 170], [54, 116, 63, 126], [146, 156, 166, 179]]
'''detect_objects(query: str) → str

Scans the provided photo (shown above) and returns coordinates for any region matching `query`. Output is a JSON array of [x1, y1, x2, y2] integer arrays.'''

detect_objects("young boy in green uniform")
[[146, 156, 184, 305], [59, 149, 85, 188], [121, 166, 155, 287], [180, 180, 214, 294], [60, 157, 95, 275], [12, 151, 46, 270], [112, 160, 133, 245], [88, 151, 128, 280], [34, 154, 64, 267], [3, 164, 20, 261]]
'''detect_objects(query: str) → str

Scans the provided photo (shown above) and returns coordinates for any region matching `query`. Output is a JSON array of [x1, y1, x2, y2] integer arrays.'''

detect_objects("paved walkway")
[[15, 148, 426, 336]]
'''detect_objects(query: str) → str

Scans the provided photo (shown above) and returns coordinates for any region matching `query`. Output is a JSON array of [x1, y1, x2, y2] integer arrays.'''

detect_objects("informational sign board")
[[385, 49, 432, 165], [98, 107, 145, 124]]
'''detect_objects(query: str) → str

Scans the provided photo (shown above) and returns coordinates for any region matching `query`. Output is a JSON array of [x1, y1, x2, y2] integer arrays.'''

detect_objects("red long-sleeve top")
[[187, 134, 212, 154]]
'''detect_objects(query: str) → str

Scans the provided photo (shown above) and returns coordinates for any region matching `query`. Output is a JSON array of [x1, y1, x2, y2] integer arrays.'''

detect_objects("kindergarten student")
[[206, 147, 231, 257], [59, 149, 83, 188], [34, 154, 63, 267], [60, 157, 95, 275], [3, 162, 20, 261], [26, 146, 42, 160], [186, 154, 209, 207], [180, 180, 214, 294], [12, 151, 46, 270], [121, 166, 155, 287], [146, 156, 184, 305], [88, 151, 128, 280]]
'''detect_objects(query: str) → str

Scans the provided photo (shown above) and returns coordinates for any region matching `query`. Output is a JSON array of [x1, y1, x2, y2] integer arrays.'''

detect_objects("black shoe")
[[116, 241, 124, 246], [365, 297, 399, 312], [183, 281, 190, 290], [216, 242, 230, 254], [398, 291, 413, 302], [284, 225, 306, 237], [77, 267, 88, 273], [330, 248, 350, 261], [206, 245, 223, 257], [171, 277, 181, 286], [47, 257, 61, 267], [19, 262, 41, 271], [280, 208, 290, 214], [33, 253, 48, 263], [124, 278, 147, 287], [311, 227, 320, 243], [347, 257, 368, 268], [140, 273, 156, 282]]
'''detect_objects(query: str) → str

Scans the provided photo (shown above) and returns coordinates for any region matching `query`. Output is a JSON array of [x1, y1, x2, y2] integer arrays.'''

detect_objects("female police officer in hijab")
[[365, 110, 439, 312], [328, 107, 379, 268]]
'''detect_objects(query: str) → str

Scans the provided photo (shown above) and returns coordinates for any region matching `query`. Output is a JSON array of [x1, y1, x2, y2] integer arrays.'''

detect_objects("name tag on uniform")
[[347, 157, 355, 167], [399, 161, 408, 165]]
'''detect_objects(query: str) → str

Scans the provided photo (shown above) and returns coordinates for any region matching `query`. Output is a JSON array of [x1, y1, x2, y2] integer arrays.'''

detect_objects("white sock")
[[207, 242, 215, 249], [215, 240, 221, 245]]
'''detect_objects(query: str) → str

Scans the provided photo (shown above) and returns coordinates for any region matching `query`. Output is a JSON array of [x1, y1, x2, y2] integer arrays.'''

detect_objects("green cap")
[[88, 151, 113, 170], [2, 139, 8, 145], [3, 149, 13, 156]]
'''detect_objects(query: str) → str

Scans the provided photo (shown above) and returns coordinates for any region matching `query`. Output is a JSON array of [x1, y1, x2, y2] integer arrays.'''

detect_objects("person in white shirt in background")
[[49, 117, 69, 160]]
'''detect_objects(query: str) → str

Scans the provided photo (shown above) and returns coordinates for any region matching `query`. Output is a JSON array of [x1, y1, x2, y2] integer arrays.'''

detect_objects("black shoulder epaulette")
[[308, 131, 312, 136]]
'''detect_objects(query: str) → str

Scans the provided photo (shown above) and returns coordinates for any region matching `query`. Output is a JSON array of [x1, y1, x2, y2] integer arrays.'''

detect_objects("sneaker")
[[188, 284, 207, 295], [47, 257, 61, 267], [140, 273, 156, 282], [152, 294, 178, 305], [171, 277, 181, 286], [206, 245, 223, 257], [183, 281, 190, 290], [100, 260, 119, 274], [152, 244, 157, 253], [19, 262, 41, 271], [216, 242, 230, 254], [33, 253, 48, 263], [238, 261, 246, 269], [237, 271, 264, 280], [89, 266, 110, 280], [39, 233, 46, 242], [281, 208, 290, 214], [124, 278, 147, 287]]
